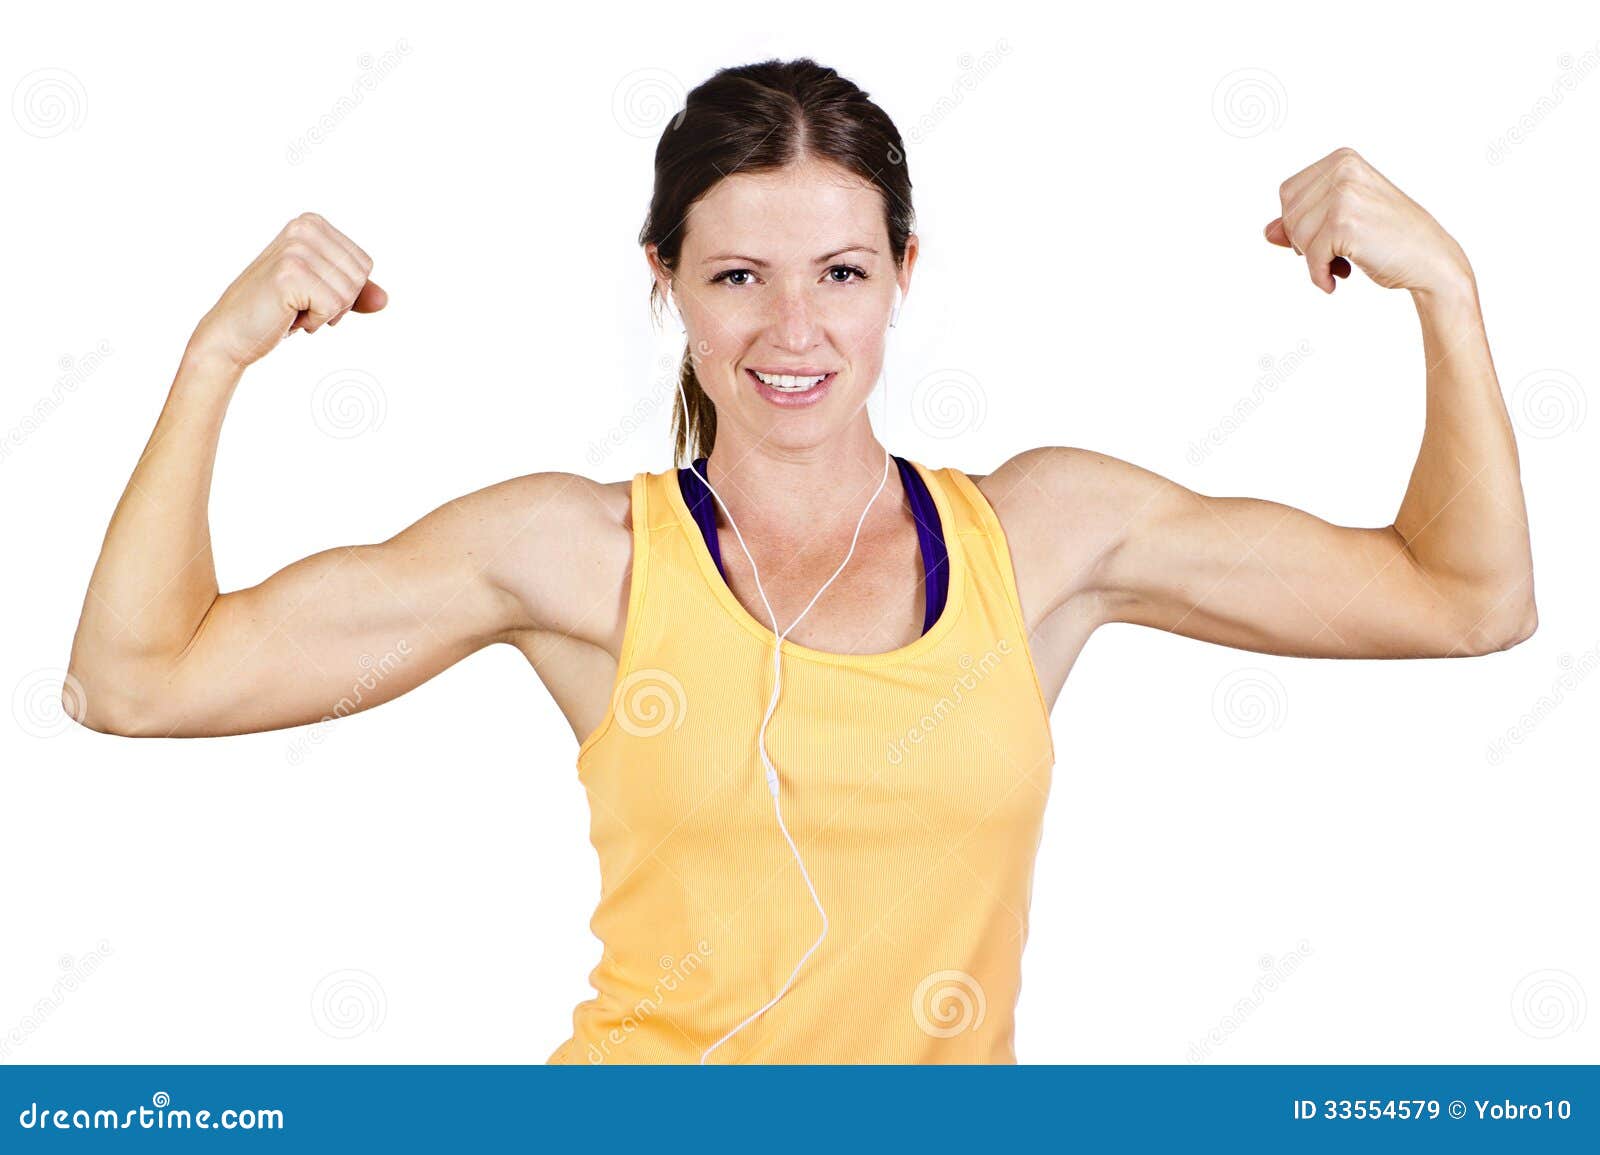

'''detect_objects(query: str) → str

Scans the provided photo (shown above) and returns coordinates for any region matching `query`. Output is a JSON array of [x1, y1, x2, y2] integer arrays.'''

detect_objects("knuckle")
[[1330, 180, 1363, 213]]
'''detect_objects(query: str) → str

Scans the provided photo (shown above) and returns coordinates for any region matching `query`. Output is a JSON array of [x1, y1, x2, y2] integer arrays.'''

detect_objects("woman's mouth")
[[745, 367, 837, 408]]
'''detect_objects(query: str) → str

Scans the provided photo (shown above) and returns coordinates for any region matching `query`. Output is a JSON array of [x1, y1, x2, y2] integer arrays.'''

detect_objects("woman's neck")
[[699, 437, 899, 542]]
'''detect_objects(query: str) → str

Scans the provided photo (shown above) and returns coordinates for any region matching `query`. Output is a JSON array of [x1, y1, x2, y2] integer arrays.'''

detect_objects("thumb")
[[351, 279, 388, 313], [1263, 217, 1292, 248]]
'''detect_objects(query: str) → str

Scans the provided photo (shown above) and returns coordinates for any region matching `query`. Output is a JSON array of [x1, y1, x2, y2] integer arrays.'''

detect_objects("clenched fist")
[[188, 212, 388, 370], [1262, 148, 1471, 296]]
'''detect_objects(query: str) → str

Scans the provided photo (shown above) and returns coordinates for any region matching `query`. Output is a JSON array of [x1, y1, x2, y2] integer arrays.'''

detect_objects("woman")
[[63, 58, 1536, 1063]]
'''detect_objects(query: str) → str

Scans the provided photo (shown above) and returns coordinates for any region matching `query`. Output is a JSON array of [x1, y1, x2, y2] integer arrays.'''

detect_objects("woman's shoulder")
[[960, 447, 1155, 627], [448, 469, 637, 646], [448, 469, 635, 536], [967, 446, 1148, 523]]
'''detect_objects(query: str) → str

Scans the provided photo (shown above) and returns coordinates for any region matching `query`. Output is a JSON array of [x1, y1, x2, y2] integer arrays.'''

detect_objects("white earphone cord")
[[668, 287, 897, 1064], [690, 442, 890, 1065]]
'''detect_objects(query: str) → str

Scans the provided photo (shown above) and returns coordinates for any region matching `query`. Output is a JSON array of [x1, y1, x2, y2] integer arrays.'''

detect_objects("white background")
[[3, 0, 1595, 1064]]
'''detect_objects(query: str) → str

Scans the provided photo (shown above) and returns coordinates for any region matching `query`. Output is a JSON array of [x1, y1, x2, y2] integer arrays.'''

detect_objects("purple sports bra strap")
[[676, 454, 949, 635]]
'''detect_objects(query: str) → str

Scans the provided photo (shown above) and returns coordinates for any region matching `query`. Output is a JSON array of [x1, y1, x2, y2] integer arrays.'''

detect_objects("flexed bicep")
[[86, 472, 593, 738], [992, 447, 1521, 661]]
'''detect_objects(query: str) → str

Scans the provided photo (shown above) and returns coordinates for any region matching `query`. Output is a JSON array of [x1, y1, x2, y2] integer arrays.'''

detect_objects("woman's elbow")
[[1457, 598, 1538, 656], [61, 669, 164, 737], [1499, 602, 1539, 651]]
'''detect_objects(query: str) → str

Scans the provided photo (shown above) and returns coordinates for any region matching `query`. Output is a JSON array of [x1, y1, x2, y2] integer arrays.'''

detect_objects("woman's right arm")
[[62, 213, 587, 737]]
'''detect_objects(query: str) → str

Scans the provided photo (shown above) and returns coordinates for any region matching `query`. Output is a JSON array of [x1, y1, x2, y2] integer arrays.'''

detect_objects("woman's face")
[[650, 157, 916, 453]]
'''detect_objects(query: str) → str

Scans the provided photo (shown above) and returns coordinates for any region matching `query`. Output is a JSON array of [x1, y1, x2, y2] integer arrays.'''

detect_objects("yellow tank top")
[[548, 459, 1056, 1064]]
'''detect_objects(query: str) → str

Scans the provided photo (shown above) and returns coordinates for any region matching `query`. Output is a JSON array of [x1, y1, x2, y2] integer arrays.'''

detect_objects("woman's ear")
[[644, 244, 668, 297], [644, 244, 679, 327], [899, 232, 919, 296]]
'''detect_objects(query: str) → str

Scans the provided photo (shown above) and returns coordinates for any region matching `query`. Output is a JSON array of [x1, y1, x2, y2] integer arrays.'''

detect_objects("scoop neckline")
[[661, 456, 967, 668]]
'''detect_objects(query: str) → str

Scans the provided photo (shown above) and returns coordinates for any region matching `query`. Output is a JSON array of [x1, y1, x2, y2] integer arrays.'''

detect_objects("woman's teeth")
[[752, 369, 829, 392]]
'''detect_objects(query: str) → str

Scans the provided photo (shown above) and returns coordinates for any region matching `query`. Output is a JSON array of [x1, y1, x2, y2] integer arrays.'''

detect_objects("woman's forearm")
[[65, 340, 244, 718], [1393, 269, 1537, 639]]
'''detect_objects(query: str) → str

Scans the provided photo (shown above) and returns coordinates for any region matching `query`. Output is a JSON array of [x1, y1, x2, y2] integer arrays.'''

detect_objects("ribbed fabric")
[[549, 459, 1056, 1064]]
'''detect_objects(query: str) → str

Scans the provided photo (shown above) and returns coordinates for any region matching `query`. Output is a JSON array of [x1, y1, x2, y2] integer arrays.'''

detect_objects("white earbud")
[[889, 285, 902, 329], [666, 286, 687, 334]]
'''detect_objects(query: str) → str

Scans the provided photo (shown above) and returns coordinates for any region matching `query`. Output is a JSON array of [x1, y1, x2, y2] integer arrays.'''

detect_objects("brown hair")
[[640, 58, 915, 466]]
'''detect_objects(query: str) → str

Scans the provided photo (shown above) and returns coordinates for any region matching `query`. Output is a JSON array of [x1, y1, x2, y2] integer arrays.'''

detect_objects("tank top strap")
[[676, 454, 950, 635], [922, 462, 1057, 768]]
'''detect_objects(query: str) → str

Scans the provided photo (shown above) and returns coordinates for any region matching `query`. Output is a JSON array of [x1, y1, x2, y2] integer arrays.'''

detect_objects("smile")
[[745, 367, 838, 407]]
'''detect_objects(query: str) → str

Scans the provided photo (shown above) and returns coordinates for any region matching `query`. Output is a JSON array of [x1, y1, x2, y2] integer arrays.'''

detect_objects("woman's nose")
[[767, 287, 818, 349]]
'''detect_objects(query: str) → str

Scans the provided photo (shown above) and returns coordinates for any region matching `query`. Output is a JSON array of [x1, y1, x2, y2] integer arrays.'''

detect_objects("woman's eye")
[[710, 266, 866, 287]]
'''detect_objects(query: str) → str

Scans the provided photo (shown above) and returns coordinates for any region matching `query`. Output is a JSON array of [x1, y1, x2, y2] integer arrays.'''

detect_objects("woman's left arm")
[[989, 148, 1536, 659]]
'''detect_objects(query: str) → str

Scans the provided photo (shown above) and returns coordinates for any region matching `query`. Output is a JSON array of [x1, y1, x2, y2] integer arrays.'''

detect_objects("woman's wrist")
[[178, 334, 247, 387], [1411, 244, 1478, 313]]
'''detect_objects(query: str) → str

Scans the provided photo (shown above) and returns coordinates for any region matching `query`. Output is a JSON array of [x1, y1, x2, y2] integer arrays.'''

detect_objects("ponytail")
[[671, 343, 717, 467]]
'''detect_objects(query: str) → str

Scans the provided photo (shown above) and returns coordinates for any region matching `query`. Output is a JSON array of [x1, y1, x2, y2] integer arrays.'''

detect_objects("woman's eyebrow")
[[702, 245, 879, 265]]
